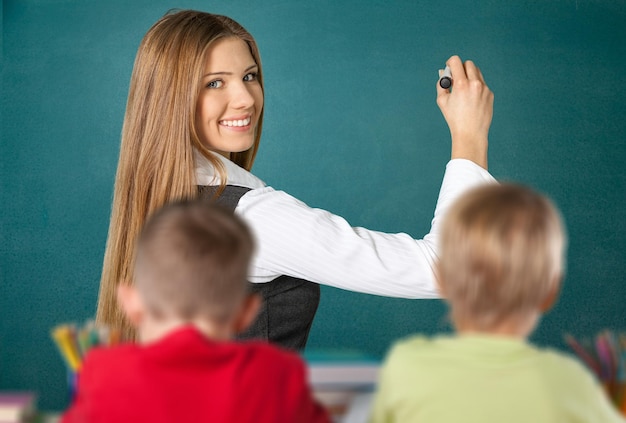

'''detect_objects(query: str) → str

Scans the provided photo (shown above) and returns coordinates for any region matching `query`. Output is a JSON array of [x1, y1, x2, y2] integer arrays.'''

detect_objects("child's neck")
[[137, 316, 233, 345], [455, 312, 539, 339]]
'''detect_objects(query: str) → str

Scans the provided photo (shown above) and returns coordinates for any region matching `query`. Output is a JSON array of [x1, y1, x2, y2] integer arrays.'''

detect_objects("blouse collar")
[[194, 149, 265, 189]]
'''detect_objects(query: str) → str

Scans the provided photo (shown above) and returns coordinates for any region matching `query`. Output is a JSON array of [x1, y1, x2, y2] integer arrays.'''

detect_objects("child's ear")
[[233, 294, 262, 334], [117, 283, 145, 327], [540, 276, 562, 313]]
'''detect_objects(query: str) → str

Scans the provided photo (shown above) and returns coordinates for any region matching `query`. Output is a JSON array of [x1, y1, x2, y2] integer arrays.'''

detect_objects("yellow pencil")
[[51, 325, 82, 371]]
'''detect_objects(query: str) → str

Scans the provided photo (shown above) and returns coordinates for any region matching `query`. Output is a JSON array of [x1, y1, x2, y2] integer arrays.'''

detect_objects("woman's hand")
[[436, 55, 494, 170]]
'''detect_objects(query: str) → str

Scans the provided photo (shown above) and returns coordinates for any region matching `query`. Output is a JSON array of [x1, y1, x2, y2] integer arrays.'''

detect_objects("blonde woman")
[[97, 9, 496, 349]]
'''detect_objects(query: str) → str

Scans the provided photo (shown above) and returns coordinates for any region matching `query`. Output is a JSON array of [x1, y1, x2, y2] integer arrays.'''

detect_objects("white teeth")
[[221, 117, 251, 127]]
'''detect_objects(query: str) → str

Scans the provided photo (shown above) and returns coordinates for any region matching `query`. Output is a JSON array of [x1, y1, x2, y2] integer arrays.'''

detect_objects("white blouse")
[[195, 151, 495, 299]]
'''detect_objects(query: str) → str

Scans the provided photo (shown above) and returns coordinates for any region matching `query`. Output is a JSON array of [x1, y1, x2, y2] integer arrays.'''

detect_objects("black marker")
[[439, 66, 452, 89]]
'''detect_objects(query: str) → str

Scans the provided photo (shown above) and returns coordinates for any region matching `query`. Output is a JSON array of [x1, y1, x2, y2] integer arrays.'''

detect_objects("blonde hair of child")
[[97, 10, 264, 340], [437, 183, 566, 331]]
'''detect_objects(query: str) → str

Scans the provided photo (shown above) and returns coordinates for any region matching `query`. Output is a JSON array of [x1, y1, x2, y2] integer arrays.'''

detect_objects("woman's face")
[[195, 37, 263, 157]]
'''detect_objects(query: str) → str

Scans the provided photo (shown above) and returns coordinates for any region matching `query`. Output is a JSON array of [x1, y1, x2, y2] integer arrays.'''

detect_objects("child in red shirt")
[[62, 201, 329, 423]]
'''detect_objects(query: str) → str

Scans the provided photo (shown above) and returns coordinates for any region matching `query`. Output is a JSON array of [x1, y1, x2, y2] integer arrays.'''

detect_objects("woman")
[[96, 10, 495, 349]]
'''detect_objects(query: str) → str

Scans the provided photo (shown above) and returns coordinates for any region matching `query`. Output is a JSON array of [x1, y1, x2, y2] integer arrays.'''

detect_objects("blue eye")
[[244, 72, 258, 82], [206, 80, 223, 89]]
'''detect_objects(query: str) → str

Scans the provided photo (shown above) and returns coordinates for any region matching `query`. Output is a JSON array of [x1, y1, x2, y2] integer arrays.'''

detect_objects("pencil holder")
[[565, 330, 626, 416], [51, 319, 121, 403], [67, 369, 78, 402], [603, 381, 626, 416]]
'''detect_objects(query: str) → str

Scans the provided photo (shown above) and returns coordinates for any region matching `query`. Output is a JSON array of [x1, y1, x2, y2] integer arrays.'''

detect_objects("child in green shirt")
[[370, 183, 624, 423]]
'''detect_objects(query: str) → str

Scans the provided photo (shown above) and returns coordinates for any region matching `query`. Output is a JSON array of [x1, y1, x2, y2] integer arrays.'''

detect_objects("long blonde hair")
[[96, 10, 264, 340]]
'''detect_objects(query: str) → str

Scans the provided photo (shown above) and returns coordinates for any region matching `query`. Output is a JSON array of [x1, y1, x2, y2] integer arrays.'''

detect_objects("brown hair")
[[96, 10, 264, 339], [134, 200, 253, 323], [437, 183, 566, 330]]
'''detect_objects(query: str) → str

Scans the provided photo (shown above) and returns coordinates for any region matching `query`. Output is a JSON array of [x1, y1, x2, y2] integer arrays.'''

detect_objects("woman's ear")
[[117, 283, 145, 327], [233, 294, 262, 334]]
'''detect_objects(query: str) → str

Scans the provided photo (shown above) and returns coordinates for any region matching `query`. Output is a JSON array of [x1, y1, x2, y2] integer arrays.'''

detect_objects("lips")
[[219, 116, 251, 127]]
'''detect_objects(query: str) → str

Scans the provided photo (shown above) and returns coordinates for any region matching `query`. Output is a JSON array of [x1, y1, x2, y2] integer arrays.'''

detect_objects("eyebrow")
[[202, 64, 258, 78]]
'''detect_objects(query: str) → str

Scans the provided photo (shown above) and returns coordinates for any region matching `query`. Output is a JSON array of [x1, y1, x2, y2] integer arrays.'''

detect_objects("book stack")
[[0, 392, 36, 423], [304, 350, 380, 423]]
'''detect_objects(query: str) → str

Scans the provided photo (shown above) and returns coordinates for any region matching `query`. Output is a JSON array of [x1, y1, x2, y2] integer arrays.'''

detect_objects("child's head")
[[119, 200, 258, 341], [437, 183, 566, 334]]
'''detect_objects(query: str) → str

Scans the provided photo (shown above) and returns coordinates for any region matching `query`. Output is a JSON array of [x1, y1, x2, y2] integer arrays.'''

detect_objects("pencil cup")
[[67, 369, 78, 402], [564, 330, 626, 416], [602, 381, 626, 416], [52, 319, 121, 405], [622, 389, 626, 417], [615, 383, 626, 416]]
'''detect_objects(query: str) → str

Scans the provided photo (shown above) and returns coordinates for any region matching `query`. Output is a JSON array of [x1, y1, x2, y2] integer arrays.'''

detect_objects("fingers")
[[463, 60, 481, 81], [443, 55, 487, 81], [446, 55, 465, 84], [438, 55, 487, 95], [436, 68, 447, 96], [437, 55, 492, 106], [473, 63, 486, 84]]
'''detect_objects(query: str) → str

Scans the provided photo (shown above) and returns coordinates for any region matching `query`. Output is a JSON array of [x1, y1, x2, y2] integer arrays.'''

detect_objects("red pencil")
[[564, 334, 602, 377]]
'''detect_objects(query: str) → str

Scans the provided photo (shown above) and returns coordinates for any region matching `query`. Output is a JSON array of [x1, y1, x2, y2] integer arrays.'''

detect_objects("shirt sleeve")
[[236, 159, 495, 298]]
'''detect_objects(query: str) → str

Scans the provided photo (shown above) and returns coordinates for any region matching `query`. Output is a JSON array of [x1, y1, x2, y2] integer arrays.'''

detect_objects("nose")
[[230, 81, 255, 110]]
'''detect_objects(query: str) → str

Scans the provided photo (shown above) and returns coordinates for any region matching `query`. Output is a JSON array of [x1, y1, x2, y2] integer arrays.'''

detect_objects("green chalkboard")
[[2, 0, 625, 412]]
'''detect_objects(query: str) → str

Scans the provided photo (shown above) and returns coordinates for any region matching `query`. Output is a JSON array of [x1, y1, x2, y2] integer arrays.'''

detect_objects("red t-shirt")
[[62, 326, 329, 423]]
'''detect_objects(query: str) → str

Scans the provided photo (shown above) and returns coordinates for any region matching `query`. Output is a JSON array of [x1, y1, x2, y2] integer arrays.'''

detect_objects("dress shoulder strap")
[[197, 184, 319, 351], [197, 185, 252, 212]]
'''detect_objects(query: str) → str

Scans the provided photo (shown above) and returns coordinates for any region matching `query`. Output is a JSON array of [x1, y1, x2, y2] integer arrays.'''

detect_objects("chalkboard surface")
[[2, 0, 625, 412]]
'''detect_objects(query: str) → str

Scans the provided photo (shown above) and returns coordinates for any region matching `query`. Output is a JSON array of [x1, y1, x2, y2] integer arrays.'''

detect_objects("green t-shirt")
[[370, 334, 624, 423]]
